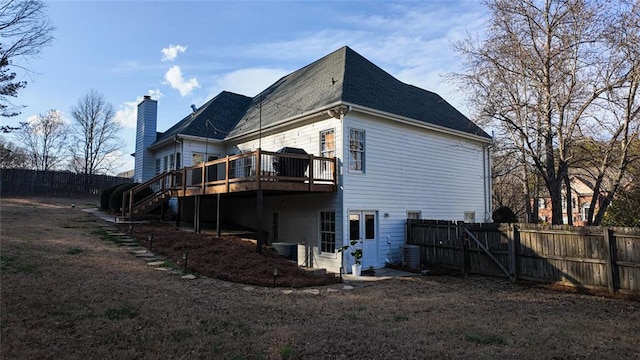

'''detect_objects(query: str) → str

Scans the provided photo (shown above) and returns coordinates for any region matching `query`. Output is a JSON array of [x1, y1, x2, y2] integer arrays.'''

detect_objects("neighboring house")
[[536, 176, 605, 226], [131, 46, 492, 273]]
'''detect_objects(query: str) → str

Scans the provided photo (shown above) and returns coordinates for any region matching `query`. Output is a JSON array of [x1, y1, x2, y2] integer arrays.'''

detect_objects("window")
[[272, 212, 279, 242], [163, 155, 169, 172], [192, 153, 204, 165], [169, 154, 175, 170], [349, 128, 365, 172], [155, 158, 161, 174], [320, 211, 336, 253], [407, 211, 421, 220], [538, 198, 546, 209], [176, 152, 181, 169], [320, 129, 335, 158], [580, 203, 590, 222]]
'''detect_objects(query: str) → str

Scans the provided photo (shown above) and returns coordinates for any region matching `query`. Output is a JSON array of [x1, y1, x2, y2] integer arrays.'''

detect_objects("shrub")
[[492, 206, 518, 224], [109, 183, 154, 214], [109, 183, 136, 213], [100, 183, 124, 210]]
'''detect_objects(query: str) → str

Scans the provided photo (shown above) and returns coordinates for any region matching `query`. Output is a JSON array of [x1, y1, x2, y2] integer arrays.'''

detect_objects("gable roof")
[[154, 91, 252, 144], [228, 46, 490, 139]]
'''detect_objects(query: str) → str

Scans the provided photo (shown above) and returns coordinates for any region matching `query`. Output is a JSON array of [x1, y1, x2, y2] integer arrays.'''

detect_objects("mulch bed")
[[121, 222, 340, 288]]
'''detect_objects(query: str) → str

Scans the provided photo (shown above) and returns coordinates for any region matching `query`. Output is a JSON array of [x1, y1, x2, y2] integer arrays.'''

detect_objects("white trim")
[[344, 102, 491, 144]]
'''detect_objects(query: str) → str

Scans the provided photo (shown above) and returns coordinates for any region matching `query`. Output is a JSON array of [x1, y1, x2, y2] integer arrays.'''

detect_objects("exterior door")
[[349, 211, 377, 268]]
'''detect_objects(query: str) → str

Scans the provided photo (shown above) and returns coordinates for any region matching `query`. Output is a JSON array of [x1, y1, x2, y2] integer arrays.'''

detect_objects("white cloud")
[[161, 44, 187, 62], [213, 68, 289, 97], [163, 66, 200, 96], [114, 90, 164, 128]]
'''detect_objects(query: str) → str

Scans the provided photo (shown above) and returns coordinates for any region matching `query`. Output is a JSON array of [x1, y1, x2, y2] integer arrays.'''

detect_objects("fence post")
[[458, 221, 469, 277], [602, 228, 618, 293], [507, 224, 519, 282]]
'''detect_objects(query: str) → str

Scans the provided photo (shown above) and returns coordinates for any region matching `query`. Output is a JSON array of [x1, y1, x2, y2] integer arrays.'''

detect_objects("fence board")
[[407, 220, 640, 293]]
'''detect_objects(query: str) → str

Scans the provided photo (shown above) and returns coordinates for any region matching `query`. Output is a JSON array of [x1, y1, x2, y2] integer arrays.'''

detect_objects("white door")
[[349, 211, 378, 268]]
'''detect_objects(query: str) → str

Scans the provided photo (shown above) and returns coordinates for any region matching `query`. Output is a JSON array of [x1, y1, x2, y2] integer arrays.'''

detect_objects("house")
[[536, 176, 606, 226], [130, 46, 492, 273]]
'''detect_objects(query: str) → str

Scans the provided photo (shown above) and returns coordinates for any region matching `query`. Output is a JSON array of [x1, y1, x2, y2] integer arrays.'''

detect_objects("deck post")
[[256, 189, 263, 254], [256, 148, 261, 190], [176, 197, 181, 228], [308, 154, 314, 191], [194, 195, 201, 233], [216, 193, 221, 237]]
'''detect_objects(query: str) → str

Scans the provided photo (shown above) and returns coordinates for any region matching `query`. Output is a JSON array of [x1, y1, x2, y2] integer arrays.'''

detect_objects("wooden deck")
[[123, 149, 337, 218]]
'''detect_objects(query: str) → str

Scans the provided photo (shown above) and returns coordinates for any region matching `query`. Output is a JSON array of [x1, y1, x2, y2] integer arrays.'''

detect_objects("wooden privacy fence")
[[406, 220, 640, 293], [1, 169, 131, 196]]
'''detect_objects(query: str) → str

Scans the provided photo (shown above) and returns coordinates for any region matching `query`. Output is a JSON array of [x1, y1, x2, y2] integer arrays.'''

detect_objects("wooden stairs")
[[122, 172, 175, 221]]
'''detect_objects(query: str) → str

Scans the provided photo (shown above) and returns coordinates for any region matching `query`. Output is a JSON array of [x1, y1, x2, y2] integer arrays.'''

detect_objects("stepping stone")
[[243, 287, 254, 291], [128, 248, 146, 253], [302, 289, 320, 295], [119, 243, 138, 247], [154, 267, 170, 271], [169, 270, 185, 275], [327, 288, 339, 293], [107, 232, 127, 236], [281, 290, 294, 295], [136, 253, 156, 259], [342, 285, 354, 290], [147, 261, 165, 266], [182, 274, 196, 280]]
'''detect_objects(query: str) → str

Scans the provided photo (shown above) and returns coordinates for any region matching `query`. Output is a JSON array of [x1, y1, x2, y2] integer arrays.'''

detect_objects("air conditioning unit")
[[402, 244, 420, 269]]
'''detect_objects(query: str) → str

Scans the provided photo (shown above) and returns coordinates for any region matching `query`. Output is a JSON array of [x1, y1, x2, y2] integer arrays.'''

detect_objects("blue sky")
[[4, 0, 488, 175]]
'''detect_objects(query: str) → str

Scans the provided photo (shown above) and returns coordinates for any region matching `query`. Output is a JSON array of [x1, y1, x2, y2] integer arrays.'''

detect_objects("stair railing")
[[122, 171, 175, 218]]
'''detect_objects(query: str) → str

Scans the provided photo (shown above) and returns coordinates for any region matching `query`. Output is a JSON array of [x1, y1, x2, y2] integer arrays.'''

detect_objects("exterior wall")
[[232, 116, 345, 272], [219, 193, 342, 270], [134, 98, 157, 183], [341, 112, 491, 269]]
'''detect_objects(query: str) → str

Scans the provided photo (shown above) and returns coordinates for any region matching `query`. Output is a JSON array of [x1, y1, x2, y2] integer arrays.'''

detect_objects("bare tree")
[[69, 90, 123, 175], [15, 109, 68, 170], [577, 1, 640, 225], [0, 0, 55, 117], [0, 136, 28, 168], [454, 0, 625, 224]]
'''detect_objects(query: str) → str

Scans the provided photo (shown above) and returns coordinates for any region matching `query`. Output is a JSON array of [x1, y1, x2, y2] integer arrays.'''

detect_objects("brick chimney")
[[134, 95, 157, 183]]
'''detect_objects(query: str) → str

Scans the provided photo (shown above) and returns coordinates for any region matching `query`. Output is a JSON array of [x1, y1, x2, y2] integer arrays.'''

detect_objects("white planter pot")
[[352, 263, 362, 276]]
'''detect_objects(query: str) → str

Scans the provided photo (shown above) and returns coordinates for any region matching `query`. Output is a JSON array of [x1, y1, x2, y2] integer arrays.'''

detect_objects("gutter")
[[226, 100, 491, 144], [148, 134, 224, 151], [345, 102, 492, 144], [226, 101, 344, 142]]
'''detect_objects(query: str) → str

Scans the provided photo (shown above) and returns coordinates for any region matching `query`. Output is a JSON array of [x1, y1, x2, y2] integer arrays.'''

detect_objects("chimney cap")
[[143, 95, 151, 100]]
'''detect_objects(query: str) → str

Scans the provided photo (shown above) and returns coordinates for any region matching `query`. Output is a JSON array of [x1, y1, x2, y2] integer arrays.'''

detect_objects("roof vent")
[[143, 95, 151, 100]]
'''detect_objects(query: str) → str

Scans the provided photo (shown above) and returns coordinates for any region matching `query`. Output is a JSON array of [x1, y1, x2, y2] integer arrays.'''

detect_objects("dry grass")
[[1, 196, 639, 360]]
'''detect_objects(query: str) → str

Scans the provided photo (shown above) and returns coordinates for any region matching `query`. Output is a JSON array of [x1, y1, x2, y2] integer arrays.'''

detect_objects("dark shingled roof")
[[228, 46, 490, 139], [154, 91, 252, 144]]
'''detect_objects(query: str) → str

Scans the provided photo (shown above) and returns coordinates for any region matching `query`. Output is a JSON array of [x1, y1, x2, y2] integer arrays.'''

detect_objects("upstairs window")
[[407, 211, 422, 220], [538, 198, 546, 209], [320, 129, 335, 158], [155, 158, 161, 174], [349, 128, 365, 172]]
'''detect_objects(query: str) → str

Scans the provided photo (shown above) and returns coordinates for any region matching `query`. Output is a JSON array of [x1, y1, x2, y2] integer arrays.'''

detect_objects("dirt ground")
[[1, 197, 639, 360]]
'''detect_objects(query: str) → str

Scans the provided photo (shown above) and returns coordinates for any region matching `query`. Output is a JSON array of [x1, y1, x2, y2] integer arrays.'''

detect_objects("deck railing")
[[173, 148, 336, 195]]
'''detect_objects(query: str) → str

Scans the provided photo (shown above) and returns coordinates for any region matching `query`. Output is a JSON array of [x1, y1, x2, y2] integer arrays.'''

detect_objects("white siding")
[[341, 112, 490, 268], [231, 117, 345, 272]]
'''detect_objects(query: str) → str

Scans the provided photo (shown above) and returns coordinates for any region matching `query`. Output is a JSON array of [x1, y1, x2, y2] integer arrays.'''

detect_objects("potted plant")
[[338, 240, 363, 276]]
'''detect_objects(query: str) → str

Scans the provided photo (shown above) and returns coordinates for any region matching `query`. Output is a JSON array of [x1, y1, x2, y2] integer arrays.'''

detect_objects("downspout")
[[485, 143, 493, 222]]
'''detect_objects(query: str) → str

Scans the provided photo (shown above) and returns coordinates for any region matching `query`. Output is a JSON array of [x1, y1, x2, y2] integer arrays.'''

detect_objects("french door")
[[349, 211, 377, 268]]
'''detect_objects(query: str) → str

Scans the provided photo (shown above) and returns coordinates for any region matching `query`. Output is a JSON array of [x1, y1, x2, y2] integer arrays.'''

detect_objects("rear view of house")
[[130, 46, 492, 274]]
